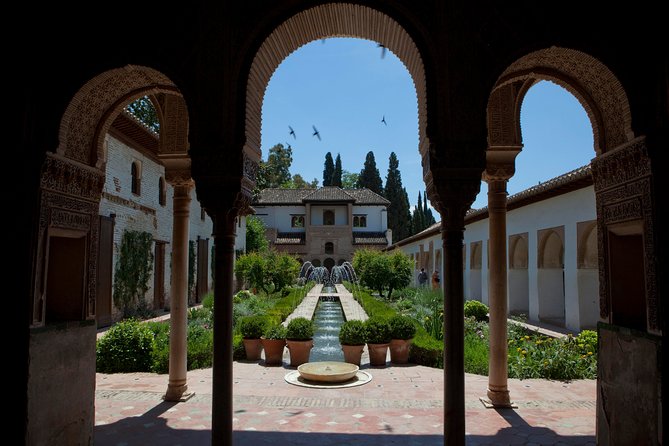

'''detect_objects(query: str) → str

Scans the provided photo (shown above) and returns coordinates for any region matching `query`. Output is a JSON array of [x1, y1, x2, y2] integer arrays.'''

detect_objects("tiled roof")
[[345, 189, 390, 205], [303, 187, 356, 202], [274, 232, 306, 245], [353, 232, 388, 245], [254, 187, 388, 205]]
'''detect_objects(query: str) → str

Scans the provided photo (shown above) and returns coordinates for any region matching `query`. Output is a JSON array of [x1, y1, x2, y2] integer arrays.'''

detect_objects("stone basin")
[[297, 361, 359, 383]]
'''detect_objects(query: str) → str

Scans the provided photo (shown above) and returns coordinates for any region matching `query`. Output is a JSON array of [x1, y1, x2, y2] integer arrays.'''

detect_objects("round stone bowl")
[[297, 361, 359, 383]]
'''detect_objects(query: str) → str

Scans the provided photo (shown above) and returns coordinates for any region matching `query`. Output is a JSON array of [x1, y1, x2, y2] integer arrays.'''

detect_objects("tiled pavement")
[[95, 360, 596, 445]]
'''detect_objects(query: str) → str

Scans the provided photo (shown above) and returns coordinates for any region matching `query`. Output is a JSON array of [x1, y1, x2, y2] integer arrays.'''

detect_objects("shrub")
[[264, 324, 287, 340], [464, 300, 489, 321], [234, 290, 254, 303], [96, 319, 155, 373], [339, 320, 366, 345], [148, 322, 170, 373], [364, 316, 391, 344], [238, 315, 267, 339], [188, 307, 212, 326], [202, 292, 214, 310], [576, 329, 598, 353], [233, 333, 246, 360], [286, 317, 314, 340], [187, 322, 213, 370], [389, 314, 417, 340]]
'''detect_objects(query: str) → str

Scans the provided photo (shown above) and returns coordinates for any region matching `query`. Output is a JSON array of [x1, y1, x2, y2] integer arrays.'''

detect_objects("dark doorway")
[[154, 241, 166, 310], [324, 257, 335, 271], [96, 216, 114, 327], [609, 230, 646, 331], [46, 232, 87, 323]]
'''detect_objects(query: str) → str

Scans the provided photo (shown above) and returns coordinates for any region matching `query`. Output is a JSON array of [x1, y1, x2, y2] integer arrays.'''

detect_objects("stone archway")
[[29, 66, 192, 445], [537, 227, 565, 326]]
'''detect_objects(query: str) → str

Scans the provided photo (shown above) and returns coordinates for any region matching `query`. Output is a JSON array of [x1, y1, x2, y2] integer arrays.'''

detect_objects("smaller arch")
[[158, 177, 167, 206], [577, 221, 598, 269], [311, 259, 321, 267], [131, 161, 142, 195], [324, 242, 334, 255], [324, 258, 335, 271], [538, 228, 564, 269], [470, 241, 483, 270], [337, 259, 346, 266], [509, 233, 528, 269]]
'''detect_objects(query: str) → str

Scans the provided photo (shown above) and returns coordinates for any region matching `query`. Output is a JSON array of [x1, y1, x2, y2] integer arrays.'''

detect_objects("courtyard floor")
[[95, 360, 596, 445]]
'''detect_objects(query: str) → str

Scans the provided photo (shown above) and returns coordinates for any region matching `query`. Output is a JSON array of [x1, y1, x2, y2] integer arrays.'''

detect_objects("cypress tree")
[[323, 152, 334, 186], [333, 153, 343, 187], [383, 152, 411, 241], [357, 151, 383, 194]]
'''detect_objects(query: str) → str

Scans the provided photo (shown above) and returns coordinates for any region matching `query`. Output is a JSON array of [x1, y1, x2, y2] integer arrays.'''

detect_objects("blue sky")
[[261, 38, 593, 211]]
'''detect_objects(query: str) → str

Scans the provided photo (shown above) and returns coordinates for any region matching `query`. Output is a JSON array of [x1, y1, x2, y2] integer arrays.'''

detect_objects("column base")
[[481, 388, 515, 408], [164, 383, 194, 402]]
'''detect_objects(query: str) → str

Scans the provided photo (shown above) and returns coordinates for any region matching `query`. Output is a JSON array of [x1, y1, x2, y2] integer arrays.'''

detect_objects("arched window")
[[325, 242, 334, 254], [323, 210, 335, 225], [131, 161, 141, 195], [158, 177, 166, 206]]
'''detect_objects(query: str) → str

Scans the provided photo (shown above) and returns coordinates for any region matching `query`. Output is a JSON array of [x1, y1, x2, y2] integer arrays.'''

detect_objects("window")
[[291, 215, 305, 228], [353, 215, 367, 227], [201, 206, 206, 221], [325, 242, 334, 254], [323, 210, 335, 225], [158, 177, 166, 206], [131, 161, 141, 195]]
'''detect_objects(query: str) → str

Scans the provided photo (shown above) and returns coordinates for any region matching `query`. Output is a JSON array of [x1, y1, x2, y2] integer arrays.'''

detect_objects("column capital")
[[426, 170, 482, 231], [484, 145, 522, 182]]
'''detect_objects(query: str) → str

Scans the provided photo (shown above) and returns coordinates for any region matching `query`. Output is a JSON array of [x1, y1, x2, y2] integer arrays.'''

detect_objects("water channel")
[[310, 294, 345, 362]]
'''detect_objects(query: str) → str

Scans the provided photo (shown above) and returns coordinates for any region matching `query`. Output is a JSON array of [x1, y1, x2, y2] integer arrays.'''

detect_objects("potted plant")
[[261, 323, 287, 366], [285, 317, 314, 367], [238, 315, 266, 361], [338, 320, 366, 365], [364, 316, 391, 366], [388, 314, 416, 364]]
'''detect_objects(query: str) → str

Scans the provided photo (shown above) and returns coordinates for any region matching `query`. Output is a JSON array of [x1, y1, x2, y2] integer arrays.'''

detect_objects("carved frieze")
[[40, 154, 105, 201], [591, 138, 651, 192]]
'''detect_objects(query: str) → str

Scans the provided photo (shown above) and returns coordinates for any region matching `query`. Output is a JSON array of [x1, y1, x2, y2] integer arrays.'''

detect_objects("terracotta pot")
[[286, 339, 314, 367], [341, 344, 365, 366], [389, 338, 413, 364], [367, 342, 389, 366], [261, 338, 286, 366], [242, 338, 263, 361]]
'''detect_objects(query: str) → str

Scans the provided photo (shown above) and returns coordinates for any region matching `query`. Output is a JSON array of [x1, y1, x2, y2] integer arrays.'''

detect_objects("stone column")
[[432, 175, 481, 446], [211, 207, 238, 446], [165, 180, 194, 401], [485, 176, 513, 407]]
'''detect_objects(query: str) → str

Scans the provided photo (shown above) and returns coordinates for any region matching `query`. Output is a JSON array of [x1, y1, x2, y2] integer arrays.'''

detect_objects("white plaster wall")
[[470, 269, 482, 301], [578, 269, 599, 329], [100, 134, 214, 319], [508, 269, 529, 314], [255, 205, 306, 232], [537, 269, 565, 320], [563, 222, 580, 331], [352, 205, 386, 231], [234, 215, 247, 252], [311, 205, 348, 225]]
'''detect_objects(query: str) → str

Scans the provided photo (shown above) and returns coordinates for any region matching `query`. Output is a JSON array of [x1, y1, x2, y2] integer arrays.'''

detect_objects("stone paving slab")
[[95, 362, 596, 445]]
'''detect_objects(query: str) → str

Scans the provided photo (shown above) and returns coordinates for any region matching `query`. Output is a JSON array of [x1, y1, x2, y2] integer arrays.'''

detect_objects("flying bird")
[[312, 125, 321, 141], [381, 115, 387, 126], [377, 43, 387, 59], [286, 142, 292, 150], [288, 125, 296, 139]]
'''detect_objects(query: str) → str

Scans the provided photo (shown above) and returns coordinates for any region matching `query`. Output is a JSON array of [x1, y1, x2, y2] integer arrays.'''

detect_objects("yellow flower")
[[521, 350, 527, 355], [516, 347, 521, 352], [544, 361, 549, 366], [524, 335, 530, 340], [587, 351, 593, 355], [535, 340, 542, 345]]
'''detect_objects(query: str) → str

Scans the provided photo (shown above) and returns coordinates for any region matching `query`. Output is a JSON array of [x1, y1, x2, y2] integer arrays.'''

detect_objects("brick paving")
[[95, 361, 596, 445]]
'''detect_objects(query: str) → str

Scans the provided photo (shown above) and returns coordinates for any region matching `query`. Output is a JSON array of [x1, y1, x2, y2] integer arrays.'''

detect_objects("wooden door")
[[196, 238, 209, 302], [154, 241, 166, 310]]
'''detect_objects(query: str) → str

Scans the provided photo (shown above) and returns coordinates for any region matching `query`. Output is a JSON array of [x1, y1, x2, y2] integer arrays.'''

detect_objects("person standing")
[[418, 268, 428, 287], [432, 270, 440, 289]]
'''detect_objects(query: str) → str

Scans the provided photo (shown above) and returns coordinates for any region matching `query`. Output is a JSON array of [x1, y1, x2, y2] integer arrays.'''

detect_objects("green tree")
[[284, 173, 318, 189], [386, 250, 413, 300], [357, 151, 383, 194], [257, 143, 293, 189], [341, 170, 359, 189], [126, 96, 159, 133], [351, 249, 412, 299], [332, 153, 343, 187], [383, 152, 411, 241], [267, 250, 301, 293], [234, 252, 269, 293], [245, 216, 269, 253], [234, 250, 300, 294], [323, 152, 335, 186]]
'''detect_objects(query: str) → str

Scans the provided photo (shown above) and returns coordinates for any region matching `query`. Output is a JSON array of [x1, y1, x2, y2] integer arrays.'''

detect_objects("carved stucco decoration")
[[591, 137, 657, 332], [58, 65, 180, 168], [40, 153, 105, 200], [493, 47, 634, 154], [247, 2, 426, 166], [159, 93, 190, 155]]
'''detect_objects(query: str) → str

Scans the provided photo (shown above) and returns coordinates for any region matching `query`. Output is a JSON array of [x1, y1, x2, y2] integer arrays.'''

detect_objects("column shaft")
[[443, 226, 466, 446], [211, 213, 236, 445], [165, 183, 192, 401], [486, 179, 511, 406]]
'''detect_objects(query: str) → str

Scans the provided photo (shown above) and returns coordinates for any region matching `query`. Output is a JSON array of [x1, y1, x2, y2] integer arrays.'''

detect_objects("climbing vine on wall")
[[188, 240, 196, 303], [113, 230, 154, 316]]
